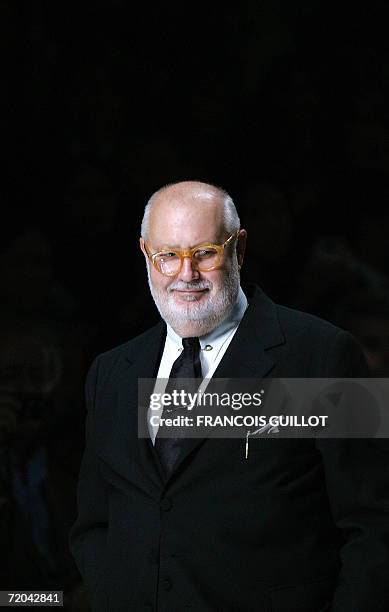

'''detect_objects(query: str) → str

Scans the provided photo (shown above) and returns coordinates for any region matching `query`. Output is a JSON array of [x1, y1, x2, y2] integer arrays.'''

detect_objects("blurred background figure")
[[334, 288, 389, 376], [0, 323, 84, 599], [290, 235, 389, 374], [0, 225, 89, 609]]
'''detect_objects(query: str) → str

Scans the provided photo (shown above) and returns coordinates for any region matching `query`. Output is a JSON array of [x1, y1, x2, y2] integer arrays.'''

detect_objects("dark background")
[[1, 2, 389, 609]]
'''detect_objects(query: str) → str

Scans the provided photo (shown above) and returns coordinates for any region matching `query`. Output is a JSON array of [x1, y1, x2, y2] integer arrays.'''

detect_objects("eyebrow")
[[154, 240, 218, 251]]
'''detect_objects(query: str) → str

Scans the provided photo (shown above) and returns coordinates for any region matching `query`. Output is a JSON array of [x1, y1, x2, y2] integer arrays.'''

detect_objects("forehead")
[[148, 187, 226, 248]]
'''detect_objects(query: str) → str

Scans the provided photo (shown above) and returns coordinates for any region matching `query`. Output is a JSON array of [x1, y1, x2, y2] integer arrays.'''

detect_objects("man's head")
[[140, 181, 246, 337]]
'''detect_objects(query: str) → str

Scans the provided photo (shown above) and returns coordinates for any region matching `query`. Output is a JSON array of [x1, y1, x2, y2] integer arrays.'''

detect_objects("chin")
[[163, 301, 225, 337]]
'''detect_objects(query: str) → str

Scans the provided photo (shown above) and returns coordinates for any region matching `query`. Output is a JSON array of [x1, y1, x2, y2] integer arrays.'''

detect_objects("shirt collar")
[[166, 286, 248, 349]]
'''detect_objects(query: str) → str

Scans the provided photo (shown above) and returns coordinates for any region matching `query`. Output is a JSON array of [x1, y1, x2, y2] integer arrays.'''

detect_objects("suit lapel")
[[121, 320, 167, 486]]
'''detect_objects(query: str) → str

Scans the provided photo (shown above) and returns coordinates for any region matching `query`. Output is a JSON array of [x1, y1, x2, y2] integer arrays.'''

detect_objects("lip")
[[172, 289, 209, 299], [174, 289, 208, 294]]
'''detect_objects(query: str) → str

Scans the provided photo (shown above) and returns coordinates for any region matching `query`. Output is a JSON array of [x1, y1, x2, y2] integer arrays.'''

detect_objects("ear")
[[139, 237, 147, 257], [236, 229, 247, 268]]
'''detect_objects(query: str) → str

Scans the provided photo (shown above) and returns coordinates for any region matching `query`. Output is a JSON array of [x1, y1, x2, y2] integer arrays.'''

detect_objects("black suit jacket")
[[70, 285, 389, 612]]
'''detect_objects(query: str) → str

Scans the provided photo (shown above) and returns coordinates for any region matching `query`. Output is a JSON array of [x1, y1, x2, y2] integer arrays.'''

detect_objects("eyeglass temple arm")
[[224, 229, 240, 248]]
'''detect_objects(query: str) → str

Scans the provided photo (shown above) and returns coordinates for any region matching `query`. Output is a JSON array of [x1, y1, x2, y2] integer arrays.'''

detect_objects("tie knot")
[[182, 337, 200, 353]]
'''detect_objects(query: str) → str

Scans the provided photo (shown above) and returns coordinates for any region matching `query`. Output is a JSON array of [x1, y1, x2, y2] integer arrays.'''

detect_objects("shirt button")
[[162, 578, 172, 591], [160, 497, 172, 511]]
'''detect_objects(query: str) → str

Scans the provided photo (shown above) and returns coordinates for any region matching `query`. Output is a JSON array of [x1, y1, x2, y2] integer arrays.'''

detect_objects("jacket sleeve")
[[316, 330, 389, 611], [69, 357, 109, 612]]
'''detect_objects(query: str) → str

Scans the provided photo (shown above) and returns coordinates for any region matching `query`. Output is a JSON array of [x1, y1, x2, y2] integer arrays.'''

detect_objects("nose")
[[177, 256, 199, 282]]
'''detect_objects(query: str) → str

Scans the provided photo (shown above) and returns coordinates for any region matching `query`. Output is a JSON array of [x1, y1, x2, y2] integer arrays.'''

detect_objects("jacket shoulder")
[[93, 322, 165, 370], [275, 303, 342, 341], [273, 304, 366, 376]]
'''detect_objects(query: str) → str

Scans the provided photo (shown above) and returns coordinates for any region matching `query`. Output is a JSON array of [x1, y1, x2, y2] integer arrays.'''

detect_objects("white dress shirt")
[[148, 286, 248, 442]]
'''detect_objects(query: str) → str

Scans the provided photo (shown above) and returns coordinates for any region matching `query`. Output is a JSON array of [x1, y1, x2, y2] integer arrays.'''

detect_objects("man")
[[70, 181, 389, 611]]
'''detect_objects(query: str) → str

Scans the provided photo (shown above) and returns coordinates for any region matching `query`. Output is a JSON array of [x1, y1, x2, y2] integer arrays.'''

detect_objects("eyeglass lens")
[[155, 247, 221, 275]]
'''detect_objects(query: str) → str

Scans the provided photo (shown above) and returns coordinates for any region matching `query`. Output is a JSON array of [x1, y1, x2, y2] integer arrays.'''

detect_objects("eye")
[[194, 248, 218, 259], [156, 251, 179, 260]]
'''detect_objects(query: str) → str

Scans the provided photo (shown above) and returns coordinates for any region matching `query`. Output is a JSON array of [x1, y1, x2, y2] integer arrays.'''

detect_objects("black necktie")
[[155, 337, 202, 477]]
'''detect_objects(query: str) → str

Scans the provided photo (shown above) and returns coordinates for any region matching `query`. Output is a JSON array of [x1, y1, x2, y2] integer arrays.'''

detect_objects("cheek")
[[150, 267, 171, 292], [203, 270, 225, 289]]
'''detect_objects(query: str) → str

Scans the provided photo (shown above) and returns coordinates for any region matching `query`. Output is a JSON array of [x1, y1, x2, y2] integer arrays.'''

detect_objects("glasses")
[[143, 230, 240, 276]]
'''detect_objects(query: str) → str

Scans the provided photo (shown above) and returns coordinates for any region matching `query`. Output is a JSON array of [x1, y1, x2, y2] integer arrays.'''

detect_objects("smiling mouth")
[[172, 288, 209, 301], [174, 289, 208, 294]]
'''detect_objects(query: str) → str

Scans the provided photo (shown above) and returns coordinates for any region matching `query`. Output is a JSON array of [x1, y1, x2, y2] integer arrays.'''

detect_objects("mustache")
[[168, 280, 212, 292]]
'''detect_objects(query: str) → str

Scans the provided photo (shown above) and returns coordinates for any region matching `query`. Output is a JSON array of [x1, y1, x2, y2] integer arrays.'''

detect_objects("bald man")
[[70, 182, 389, 612]]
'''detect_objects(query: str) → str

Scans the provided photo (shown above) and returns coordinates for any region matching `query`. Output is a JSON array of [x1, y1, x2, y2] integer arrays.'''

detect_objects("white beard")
[[147, 256, 240, 337]]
